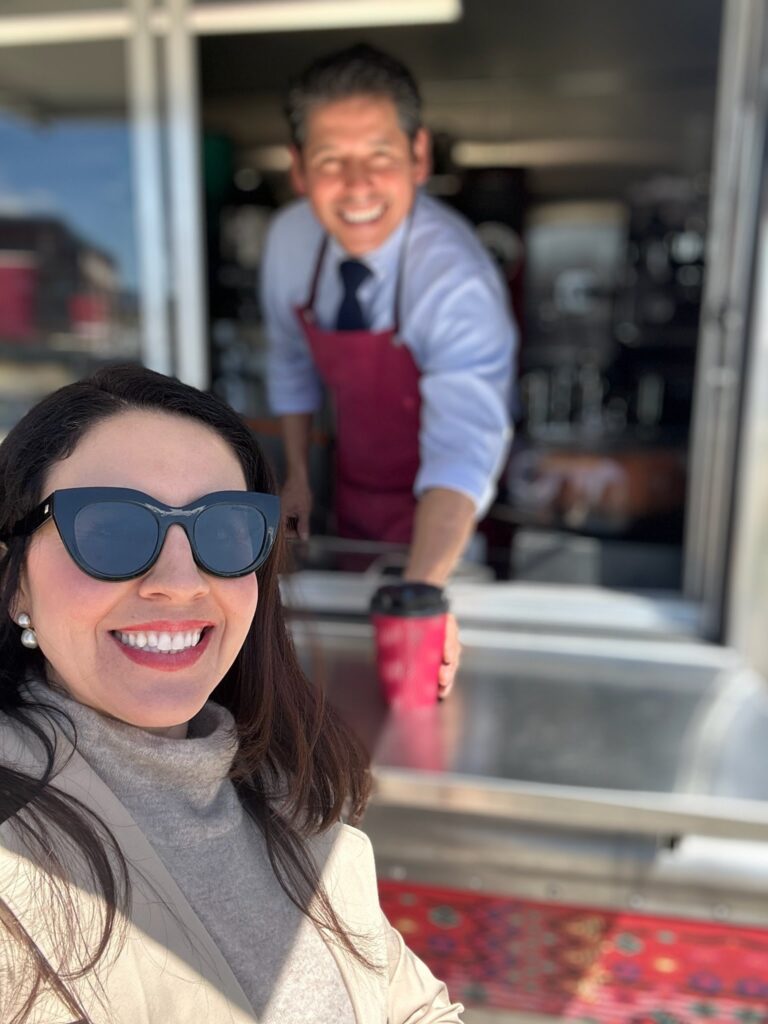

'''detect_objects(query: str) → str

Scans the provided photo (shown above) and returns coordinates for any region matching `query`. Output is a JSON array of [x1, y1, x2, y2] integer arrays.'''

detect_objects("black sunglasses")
[[11, 487, 280, 581]]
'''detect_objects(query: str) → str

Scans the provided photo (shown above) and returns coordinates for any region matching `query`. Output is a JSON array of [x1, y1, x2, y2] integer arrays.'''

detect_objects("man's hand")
[[438, 612, 461, 699], [281, 473, 312, 540]]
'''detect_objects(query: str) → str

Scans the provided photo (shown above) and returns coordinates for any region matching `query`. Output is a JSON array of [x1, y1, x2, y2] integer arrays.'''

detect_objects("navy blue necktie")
[[335, 259, 372, 331]]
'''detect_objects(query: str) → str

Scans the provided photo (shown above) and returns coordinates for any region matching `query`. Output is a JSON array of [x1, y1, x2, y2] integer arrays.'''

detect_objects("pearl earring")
[[17, 613, 39, 650]]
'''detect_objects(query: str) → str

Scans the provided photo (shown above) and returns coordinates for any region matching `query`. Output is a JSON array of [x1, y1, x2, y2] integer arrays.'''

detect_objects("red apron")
[[294, 236, 421, 543]]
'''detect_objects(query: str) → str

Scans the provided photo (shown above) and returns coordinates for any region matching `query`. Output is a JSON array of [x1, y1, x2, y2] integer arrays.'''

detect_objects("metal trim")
[[128, 0, 173, 376], [165, 0, 208, 387], [372, 767, 768, 841], [188, 0, 462, 34], [0, 11, 130, 46], [684, 0, 768, 634], [0, 0, 460, 46], [727, 129, 768, 663], [289, 615, 739, 670], [283, 572, 701, 638]]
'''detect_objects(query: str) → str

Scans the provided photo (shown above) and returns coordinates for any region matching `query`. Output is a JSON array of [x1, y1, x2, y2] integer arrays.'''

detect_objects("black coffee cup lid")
[[370, 582, 448, 617]]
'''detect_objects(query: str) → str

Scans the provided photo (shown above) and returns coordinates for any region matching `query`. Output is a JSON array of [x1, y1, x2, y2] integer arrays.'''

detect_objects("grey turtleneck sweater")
[[29, 682, 355, 1024]]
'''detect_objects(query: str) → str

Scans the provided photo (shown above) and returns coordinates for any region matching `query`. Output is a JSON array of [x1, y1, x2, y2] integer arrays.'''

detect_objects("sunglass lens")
[[74, 502, 159, 578], [194, 504, 266, 575]]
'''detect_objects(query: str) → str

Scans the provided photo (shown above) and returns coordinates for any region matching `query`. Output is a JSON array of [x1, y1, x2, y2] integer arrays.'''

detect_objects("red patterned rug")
[[379, 880, 768, 1022]]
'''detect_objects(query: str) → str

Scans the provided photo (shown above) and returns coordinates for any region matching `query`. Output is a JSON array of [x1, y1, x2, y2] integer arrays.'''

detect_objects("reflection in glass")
[[0, 91, 139, 434]]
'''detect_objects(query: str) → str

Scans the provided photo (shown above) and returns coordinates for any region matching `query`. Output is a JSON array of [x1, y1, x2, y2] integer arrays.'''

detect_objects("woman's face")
[[16, 410, 259, 737]]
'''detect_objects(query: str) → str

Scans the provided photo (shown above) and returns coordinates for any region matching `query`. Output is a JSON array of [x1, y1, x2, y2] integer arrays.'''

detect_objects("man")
[[261, 44, 516, 694]]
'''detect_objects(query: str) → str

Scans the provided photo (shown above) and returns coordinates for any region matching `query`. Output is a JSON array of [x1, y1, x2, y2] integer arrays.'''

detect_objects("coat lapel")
[[0, 719, 257, 1024]]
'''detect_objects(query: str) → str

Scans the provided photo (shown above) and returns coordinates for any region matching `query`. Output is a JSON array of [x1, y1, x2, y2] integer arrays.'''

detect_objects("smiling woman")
[[0, 365, 464, 1024], [15, 409, 262, 735]]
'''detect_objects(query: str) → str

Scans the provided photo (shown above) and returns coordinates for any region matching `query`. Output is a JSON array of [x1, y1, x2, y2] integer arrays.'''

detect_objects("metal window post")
[[683, 0, 768, 636], [165, 0, 209, 389], [727, 111, 768, 669], [128, 0, 173, 376]]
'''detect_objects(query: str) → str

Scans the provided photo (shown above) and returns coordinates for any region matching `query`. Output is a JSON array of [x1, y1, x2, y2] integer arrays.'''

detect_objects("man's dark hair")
[[285, 42, 422, 147]]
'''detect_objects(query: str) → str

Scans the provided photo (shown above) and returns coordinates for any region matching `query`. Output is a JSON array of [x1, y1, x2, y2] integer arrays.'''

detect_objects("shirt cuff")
[[414, 425, 513, 518]]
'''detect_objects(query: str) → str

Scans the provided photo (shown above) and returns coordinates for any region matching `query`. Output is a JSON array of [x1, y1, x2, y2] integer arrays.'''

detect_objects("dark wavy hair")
[[0, 364, 373, 1023]]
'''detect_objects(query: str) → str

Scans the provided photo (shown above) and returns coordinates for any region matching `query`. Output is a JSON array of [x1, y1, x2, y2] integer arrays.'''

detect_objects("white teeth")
[[114, 629, 203, 654], [341, 204, 384, 224]]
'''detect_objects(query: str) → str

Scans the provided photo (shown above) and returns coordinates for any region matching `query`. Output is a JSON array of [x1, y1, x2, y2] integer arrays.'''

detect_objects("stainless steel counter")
[[290, 615, 768, 841]]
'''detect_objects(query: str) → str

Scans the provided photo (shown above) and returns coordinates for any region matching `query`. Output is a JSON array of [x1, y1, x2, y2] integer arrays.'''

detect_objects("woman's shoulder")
[[0, 701, 72, 773], [310, 819, 373, 857], [0, 710, 43, 769], [308, 821, 378, 894], [0, 708, 70, 846]]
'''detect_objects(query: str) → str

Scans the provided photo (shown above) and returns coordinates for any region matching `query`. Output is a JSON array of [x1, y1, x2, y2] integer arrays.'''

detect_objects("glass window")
[[0, 38, 139, 435], [199, 0, 721, 588]]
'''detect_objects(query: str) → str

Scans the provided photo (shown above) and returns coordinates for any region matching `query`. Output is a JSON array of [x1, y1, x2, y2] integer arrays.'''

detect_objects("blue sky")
[[0, 113, 138, 290]]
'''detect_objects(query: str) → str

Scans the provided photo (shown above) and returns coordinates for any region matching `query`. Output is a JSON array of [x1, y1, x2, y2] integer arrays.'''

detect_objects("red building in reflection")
[[0, 216, 117, 344]]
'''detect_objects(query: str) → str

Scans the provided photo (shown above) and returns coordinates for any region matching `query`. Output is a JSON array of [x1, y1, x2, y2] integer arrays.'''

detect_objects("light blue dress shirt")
[[260, 191, 517, 516]]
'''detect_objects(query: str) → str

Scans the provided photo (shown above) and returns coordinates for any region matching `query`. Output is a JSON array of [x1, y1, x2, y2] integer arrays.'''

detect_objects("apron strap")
[[304, 235, 329, 311]]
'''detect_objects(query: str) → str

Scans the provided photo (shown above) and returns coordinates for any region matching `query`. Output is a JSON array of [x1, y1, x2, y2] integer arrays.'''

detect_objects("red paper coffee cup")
[[369, 584, 449, 709]]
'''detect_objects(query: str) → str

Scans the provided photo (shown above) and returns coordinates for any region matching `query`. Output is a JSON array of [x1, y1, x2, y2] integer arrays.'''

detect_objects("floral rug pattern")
[[379, 880, 768, 1022]]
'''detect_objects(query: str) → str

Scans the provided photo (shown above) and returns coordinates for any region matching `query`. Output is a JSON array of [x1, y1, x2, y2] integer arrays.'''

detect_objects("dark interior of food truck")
[[0, 0, 726, 600], [7, 7, 768, 1019], [199, 0, 723, 592]]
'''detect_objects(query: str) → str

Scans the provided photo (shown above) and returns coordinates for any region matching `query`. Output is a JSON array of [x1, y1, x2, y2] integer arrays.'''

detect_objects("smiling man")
[[261, 44, 516, 692]]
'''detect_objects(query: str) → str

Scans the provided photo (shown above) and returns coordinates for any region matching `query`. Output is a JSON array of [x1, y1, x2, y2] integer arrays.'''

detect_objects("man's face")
[[291, 94, 430, 256]]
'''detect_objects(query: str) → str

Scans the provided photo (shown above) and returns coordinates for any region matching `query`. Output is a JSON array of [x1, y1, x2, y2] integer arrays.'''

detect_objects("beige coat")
[[0, 716, 464, 1024]]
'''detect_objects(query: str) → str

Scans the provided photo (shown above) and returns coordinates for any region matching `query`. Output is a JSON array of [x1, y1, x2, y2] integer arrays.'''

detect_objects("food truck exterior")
[[1, 1, 768, 1019]]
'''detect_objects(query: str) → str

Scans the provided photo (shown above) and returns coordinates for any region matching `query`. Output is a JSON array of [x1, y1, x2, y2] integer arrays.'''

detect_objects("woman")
[[0, 365, 463, 1024]]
